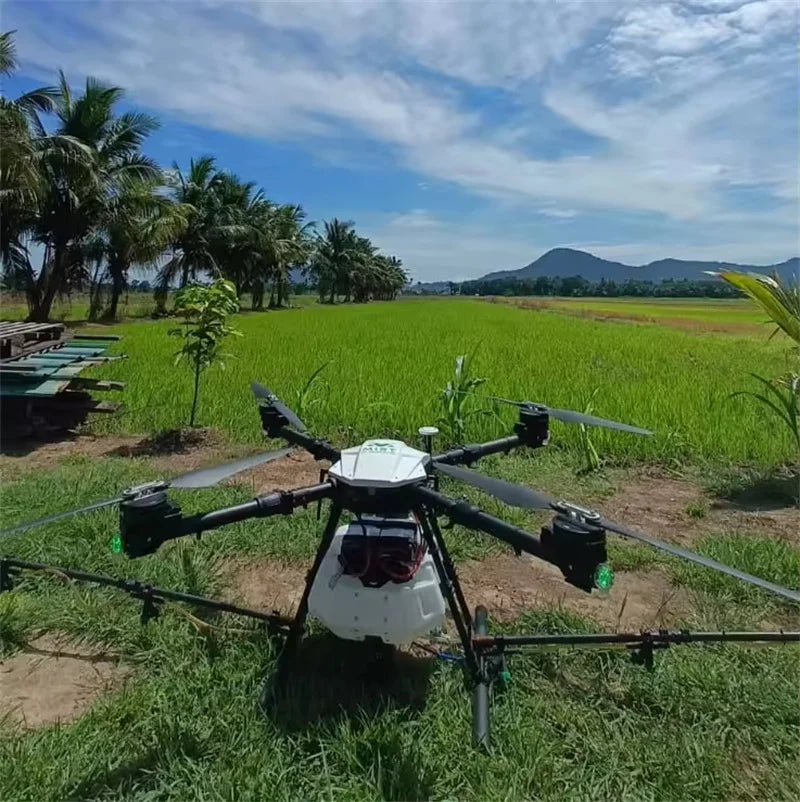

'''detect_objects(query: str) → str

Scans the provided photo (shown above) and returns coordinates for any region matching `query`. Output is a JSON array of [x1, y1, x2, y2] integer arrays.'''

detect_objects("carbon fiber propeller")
[[433, 462, 800, 604], [480, 393, 652, 436], [0, 447, 291, 539], [251, 382, 307, 431]]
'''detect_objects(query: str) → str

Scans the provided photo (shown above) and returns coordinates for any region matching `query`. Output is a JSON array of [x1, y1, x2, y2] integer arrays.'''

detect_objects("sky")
[[3, 0, 798, 283]]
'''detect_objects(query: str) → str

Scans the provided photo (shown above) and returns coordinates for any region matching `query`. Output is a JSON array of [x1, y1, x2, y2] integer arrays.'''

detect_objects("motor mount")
[[541, 512, 608, 592], [513, 404, 550, 448], [119, 481, 182, 557]]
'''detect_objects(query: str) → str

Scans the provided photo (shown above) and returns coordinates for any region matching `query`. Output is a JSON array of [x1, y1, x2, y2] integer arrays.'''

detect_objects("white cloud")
[[4, 0, 797, 278], [538, 208, 579, 219]]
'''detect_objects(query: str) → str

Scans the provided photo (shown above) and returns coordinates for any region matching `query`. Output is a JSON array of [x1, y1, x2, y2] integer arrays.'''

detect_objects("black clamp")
[[460, 445, 480, 466], [278, 491, 295, 515], [0, 558, 16, 593], [629, 631, 669, 669], [123, 580, 164, 624]]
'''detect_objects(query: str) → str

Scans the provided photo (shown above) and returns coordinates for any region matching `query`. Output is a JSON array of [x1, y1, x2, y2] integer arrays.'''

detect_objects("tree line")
[[0, 31, 408, 322], [452, 276, 744, 298]]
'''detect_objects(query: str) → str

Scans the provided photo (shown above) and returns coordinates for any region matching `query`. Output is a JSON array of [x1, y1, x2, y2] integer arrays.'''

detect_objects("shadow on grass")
[[66, 731, 205, 800], [0, 428, 85, 457], [712, 465, 800, 511], [107, 426, 221, 457], [262, 633, 436, 735]]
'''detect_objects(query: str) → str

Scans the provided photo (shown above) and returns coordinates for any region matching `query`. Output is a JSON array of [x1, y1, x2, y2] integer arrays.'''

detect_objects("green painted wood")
[[1, 365, 86, 380], [1, 379, 71, 397]]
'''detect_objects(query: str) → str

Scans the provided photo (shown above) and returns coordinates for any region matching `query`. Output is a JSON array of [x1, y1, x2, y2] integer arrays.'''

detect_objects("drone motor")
[[513, 404, 550, 448], [541, 513, 609, 593], [119, 482, 182, 558]]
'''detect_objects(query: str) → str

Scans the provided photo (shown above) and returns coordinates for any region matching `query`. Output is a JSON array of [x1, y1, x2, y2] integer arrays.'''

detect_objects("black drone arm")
[[432, 435, 524, 467], [120, 482, 334, 557], [275, 426, 341, 463], [413, 485, 550, 563]]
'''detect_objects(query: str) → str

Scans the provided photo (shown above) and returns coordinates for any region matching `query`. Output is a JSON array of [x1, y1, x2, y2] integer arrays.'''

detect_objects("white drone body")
[[326, 438, 429, 488], [308, 438, 447, 645]]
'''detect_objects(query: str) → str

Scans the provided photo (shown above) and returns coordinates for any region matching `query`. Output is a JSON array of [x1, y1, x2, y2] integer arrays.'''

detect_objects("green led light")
[[111, 534, 123, 554], [594, 562, 614, 591]]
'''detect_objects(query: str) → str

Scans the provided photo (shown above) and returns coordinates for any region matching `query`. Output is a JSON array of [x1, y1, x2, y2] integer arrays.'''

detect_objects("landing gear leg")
[[472, 605, 491, 750]]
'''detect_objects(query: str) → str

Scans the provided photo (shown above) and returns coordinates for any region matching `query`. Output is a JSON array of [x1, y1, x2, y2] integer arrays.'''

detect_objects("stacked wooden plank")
[[0, 322, 126, 436]]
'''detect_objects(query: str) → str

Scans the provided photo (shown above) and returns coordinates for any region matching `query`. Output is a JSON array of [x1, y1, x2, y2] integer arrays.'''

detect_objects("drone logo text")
[[363, 442, 397, 454]]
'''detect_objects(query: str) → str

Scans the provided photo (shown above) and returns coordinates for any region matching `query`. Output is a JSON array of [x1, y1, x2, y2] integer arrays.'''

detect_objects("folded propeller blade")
[[482, 394, 652, 436], [0, 496, 124, 539], [0, 448, 292, 538], [433, 462, 800, 605], [599, 517, 800, 604], [433, 462, 557, 510], [170, 447, 292, 489], [546, 408, 653, 436], [251, 382, 307, 432]]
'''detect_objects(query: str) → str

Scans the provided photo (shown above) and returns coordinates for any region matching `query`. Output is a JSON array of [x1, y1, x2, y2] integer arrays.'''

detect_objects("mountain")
[[476, 248, 799, 285]]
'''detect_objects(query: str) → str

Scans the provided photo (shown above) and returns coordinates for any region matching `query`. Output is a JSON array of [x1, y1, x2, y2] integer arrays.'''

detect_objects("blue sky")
[[3, 0, 798, 282]]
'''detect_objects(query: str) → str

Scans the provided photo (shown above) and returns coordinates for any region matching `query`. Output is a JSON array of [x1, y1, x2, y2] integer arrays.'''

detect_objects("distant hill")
[[477, 248, 799, 285]]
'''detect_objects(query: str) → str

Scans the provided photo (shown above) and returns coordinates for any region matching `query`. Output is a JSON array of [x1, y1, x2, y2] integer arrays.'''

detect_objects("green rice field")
[[85, 298, 796, 467]]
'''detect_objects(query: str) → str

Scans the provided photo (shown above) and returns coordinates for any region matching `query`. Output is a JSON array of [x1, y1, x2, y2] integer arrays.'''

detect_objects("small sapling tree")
[[169, 279, 241, 427]]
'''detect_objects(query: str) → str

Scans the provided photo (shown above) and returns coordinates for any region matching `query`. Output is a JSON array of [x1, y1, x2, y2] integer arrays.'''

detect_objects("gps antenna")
[[419, 426, 439, 455]]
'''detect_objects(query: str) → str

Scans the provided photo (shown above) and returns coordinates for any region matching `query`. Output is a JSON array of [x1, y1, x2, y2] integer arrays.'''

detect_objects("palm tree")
[[158, 161, 267, 309], [307, 218, 357, 304], [266, 204, 312, 308], [0, 31, 77, 305], [27, 72, 160, 321], [156, 156, 221, 300], [101, 176, 189, 319]]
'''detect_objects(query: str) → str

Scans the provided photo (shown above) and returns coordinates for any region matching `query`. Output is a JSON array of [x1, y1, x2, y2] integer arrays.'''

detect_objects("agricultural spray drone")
[[1, 384, 798, 748]]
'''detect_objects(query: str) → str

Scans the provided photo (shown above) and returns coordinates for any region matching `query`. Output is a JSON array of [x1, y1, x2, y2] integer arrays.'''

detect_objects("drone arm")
[[184, 482, 334, 533], [432, 435, 523, 467], [273, 426, 341, 463], [412, 485, 550, 563], [121, 482, 334, 557]]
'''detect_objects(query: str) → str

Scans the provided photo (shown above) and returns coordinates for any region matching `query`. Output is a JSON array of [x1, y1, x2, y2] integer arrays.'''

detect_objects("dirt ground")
[[2, 433, 796, 727], [224, 450, 329, 495], [0, 430, 329, 492], [3, 430, 794, 542], [603, 470, 800, 547], [0, 633, 130, 730], [489, 297, 764, 336]]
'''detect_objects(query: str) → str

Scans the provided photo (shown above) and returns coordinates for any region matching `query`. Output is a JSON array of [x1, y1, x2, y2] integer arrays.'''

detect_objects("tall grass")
[[85, 299, 794, 465]]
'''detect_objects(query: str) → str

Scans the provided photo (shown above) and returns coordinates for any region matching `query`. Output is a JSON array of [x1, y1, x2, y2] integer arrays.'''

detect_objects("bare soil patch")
[[491, 297, 763, 336], [224, 558, 306, 616], [0, 633, 131, 730], [601, 470, 800, 547], [222, 555, 694, 632], [458, 554, 693, 628], [224, 450, 329, 495], [0, 428, 268, 482]]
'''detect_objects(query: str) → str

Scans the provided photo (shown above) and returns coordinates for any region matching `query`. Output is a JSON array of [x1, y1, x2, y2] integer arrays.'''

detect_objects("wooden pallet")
[[0, 323, 126, 435]]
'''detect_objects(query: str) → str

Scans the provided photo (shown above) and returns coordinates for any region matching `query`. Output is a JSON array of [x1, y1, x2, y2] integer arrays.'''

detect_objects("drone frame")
[[1, 389, 798, 749]]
